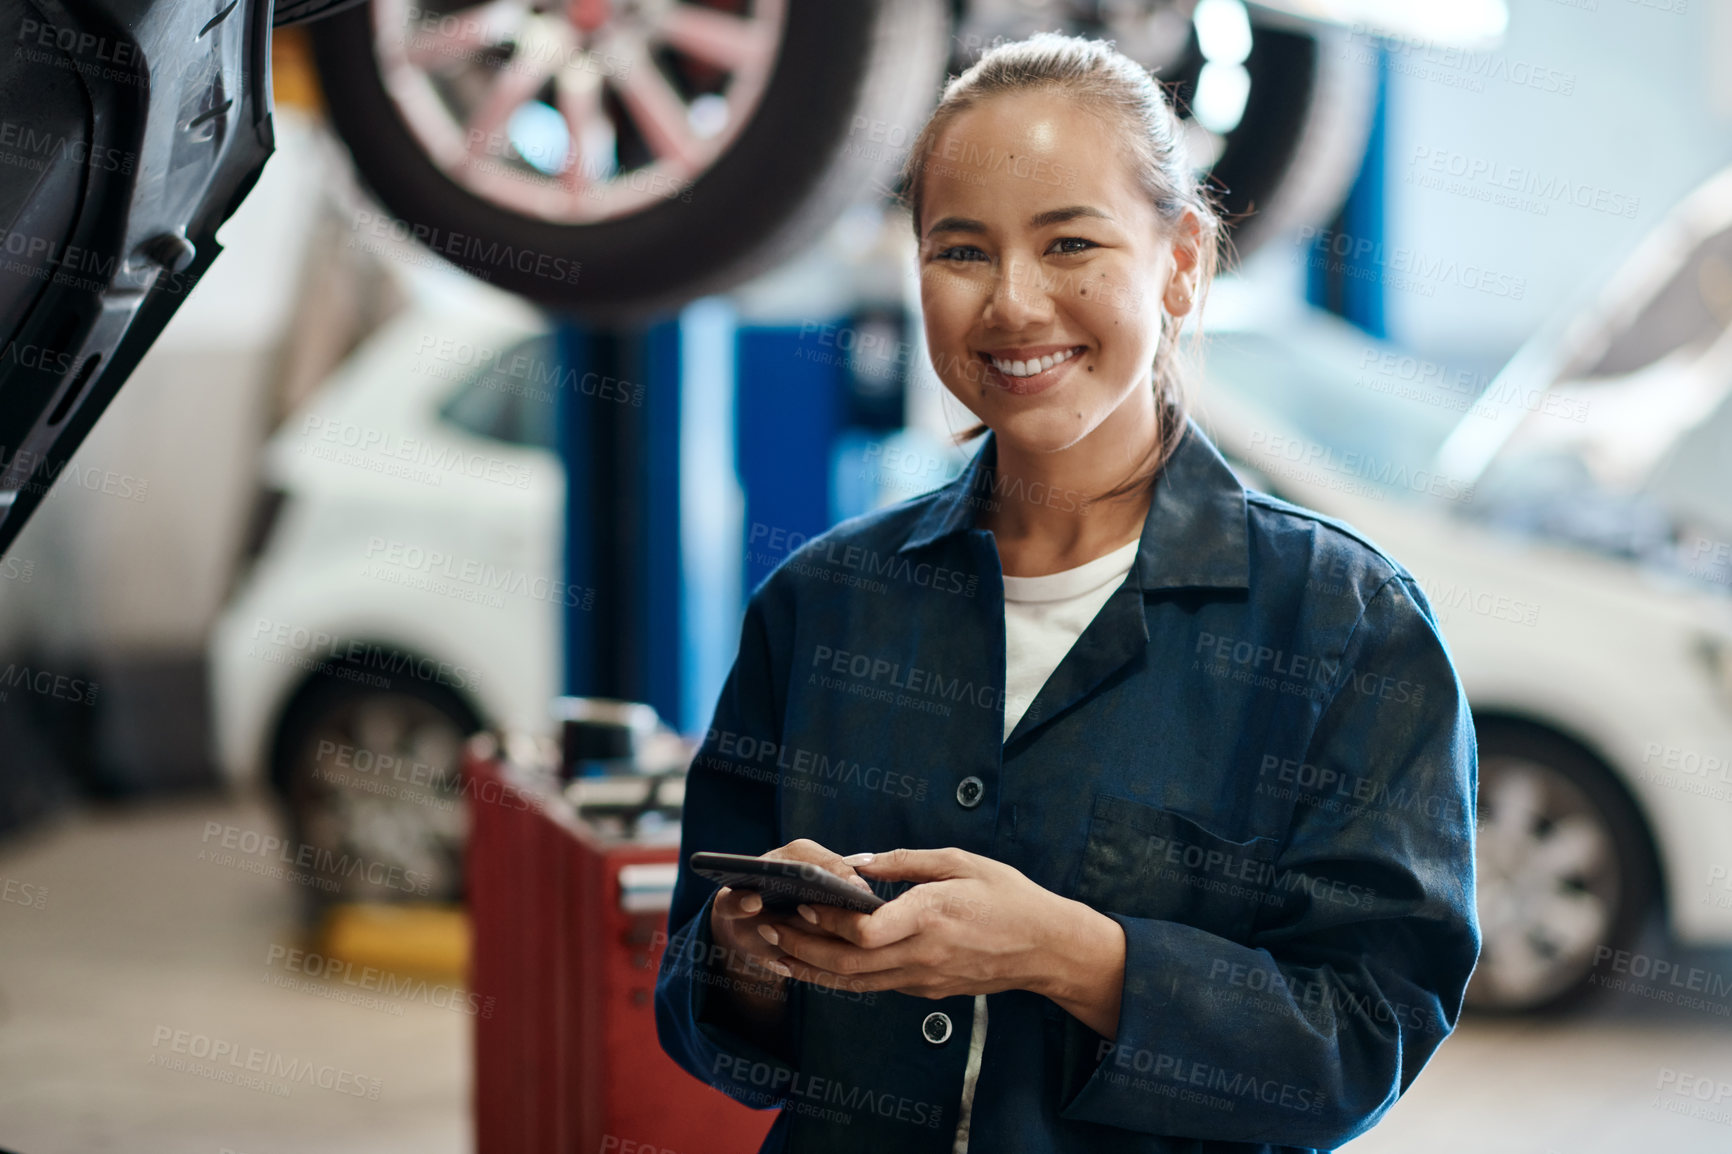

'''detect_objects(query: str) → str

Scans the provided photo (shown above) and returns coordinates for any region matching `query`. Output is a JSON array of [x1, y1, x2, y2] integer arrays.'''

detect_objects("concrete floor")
[[1342, 988, 1732, 1154], [1, 795, 1729, 1153], [0, 795, 467, 1154]]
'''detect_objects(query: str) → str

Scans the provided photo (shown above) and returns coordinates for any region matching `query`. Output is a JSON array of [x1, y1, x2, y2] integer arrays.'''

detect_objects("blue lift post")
[[550, 302, 907, 738], [1308, 45, 1391, 338], [554, 316, 684, 729], [552, 304, 746, 738]]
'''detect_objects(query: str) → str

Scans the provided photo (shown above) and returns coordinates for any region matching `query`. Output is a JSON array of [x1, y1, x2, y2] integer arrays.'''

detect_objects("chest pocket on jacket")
[[1072, 794, 1279, 944]]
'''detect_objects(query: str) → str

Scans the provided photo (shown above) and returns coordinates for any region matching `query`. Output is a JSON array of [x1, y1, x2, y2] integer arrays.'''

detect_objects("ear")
[[1162, 209, 1205, 317]]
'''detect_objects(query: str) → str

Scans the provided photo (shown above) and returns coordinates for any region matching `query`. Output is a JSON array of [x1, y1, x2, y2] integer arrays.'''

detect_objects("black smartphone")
[[689, 852, 886, 915]]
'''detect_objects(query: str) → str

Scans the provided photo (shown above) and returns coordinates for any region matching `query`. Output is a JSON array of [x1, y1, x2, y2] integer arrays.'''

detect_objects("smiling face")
[[917, 89, 1199, 458]]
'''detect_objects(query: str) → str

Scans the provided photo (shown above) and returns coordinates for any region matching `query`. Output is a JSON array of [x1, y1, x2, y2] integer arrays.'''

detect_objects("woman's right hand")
[[708, 838, 873, 984]]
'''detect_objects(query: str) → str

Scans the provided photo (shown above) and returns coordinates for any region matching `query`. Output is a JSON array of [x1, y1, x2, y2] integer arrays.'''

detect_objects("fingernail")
[[740, 893, 762, 913], [797, 904, 819, 925], [757, 925, 779, 946], [842, 852, 875, 866], [767, 959, 791, 978]]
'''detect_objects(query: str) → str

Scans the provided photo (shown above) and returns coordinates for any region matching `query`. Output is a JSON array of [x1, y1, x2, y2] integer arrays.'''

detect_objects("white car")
[[208, 269, 564, 913], [1194, 170, 1732, 1013]]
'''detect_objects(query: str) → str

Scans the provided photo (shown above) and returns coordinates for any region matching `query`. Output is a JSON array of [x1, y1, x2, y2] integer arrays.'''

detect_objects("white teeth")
[[989, 347, 1079, 378]]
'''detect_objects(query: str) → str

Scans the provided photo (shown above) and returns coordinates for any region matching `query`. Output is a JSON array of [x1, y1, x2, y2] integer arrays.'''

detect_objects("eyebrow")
[[924, 205, 1112, 239]]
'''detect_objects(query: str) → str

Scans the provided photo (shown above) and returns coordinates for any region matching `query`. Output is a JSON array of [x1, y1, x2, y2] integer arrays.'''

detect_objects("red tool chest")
[[465, 735, 775, 1154]]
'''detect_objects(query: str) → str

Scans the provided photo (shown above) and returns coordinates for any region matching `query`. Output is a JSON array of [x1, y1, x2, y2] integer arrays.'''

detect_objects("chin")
[[986, 404, 1103, 456]]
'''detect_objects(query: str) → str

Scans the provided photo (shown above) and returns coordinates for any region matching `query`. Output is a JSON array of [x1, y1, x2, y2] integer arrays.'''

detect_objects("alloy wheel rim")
[[1468, 754, 1619, 1008], [371, 0, 789, 224], [296, 692, 468, 901]]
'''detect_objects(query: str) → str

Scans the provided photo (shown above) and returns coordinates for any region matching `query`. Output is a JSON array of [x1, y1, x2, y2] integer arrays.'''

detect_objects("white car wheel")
[[1466, 726, 1656, 1013], [276, 681, 477, 919]]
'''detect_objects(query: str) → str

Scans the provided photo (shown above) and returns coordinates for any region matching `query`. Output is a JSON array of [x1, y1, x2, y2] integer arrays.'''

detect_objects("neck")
[[982, 385, 1163, 576]]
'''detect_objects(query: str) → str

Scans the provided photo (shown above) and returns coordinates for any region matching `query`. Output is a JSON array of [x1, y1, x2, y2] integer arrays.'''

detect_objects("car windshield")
[[1205, 311, 1732, 593], [436, 333, 560, 452]]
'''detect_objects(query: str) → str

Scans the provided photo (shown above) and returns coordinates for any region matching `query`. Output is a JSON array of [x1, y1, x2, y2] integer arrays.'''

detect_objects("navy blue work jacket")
[[656, 417, 1480, 1153]]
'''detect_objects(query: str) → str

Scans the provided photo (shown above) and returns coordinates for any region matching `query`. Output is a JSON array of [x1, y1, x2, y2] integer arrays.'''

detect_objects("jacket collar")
[[897, 415, 1251, 593]]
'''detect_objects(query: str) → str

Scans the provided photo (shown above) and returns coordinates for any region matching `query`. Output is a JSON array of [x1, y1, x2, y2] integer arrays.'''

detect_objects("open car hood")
[[274, 0, 366, 25], [0, 0, 284, 557], [1433, 164, 1732, 530]]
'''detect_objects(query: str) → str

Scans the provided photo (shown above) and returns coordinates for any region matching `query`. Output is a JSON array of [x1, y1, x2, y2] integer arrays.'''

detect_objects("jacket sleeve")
[[1056, 574, 1481, 1148], [654, 579, 807, 1111]]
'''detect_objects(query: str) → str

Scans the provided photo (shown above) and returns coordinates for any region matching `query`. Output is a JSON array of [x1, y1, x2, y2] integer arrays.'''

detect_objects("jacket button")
[[955, 776, 984, 808], [922, 1011, 953, 1045]]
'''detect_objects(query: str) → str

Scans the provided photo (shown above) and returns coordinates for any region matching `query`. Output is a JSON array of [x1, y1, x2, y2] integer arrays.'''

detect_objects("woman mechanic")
[[656, 31, 1479, 1154]]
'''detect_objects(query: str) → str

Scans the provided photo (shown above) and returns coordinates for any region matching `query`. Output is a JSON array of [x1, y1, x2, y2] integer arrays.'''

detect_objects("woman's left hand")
[[757, 847, 1123, 1028]]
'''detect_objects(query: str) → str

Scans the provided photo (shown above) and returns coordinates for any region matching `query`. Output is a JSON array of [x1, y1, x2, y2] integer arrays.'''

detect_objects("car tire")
[[1466, 721, 1659, 1014], [307, 0, 950, 319], [1208, 22, 1376, 260], [272, 673, 481, 923]]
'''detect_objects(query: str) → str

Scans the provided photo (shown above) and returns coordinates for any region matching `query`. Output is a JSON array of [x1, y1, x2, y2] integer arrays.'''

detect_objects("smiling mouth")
[[978, 345, 1087, 380]]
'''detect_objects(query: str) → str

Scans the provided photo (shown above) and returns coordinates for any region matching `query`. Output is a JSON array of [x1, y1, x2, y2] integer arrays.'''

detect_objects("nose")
[[984, 256, 1053, 330]]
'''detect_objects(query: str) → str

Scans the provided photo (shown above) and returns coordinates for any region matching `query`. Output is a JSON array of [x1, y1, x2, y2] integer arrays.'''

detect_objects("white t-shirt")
[[951, 535, 1142, 1153], [1000, 537, 1142, 742]]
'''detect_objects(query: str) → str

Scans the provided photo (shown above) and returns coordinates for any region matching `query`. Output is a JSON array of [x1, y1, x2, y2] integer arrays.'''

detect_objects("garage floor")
[[1, 798, 1728, 1153], [0, 796, 466, 1154]]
